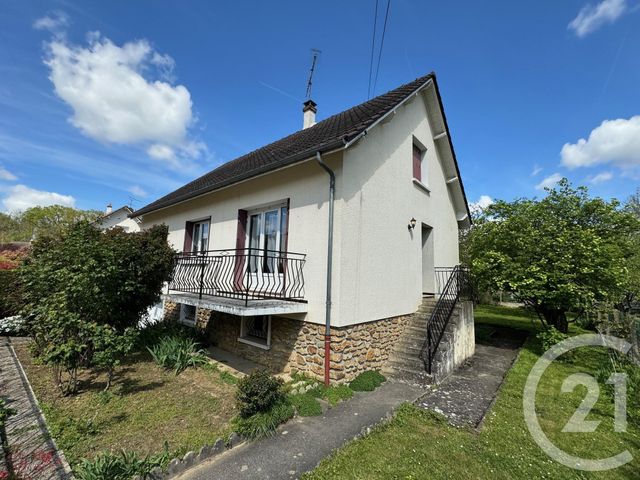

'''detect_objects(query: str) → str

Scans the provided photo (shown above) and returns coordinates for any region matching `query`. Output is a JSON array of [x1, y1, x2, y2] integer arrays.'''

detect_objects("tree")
[[16, 205, 102, 241], [465, 180, 639, 333], [21, 222, 176, 394]]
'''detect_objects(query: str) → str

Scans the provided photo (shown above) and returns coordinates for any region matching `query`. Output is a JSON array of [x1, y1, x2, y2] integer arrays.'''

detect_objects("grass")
[[289, 393, 323, 416], [13, 343, 237, 468], [303, 305, 640, 479], [349, 371, 386, 391]]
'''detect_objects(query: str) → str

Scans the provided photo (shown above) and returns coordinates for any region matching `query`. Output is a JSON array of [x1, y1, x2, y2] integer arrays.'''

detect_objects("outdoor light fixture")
[[408, 218, 417, 230]]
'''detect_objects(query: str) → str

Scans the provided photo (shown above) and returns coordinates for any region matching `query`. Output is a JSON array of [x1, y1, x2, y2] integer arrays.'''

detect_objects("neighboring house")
[[95, 204, 141, 232], [131, 72, 474, 384]]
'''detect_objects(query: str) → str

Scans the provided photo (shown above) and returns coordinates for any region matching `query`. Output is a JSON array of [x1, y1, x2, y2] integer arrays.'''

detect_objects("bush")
[[137, 320, 199, 349], [233, 401, 294, 439], [289, 393, 322, 416], [0, 269, 23, 318], [349, 370, 386, 391], [0, 315, 26, 336], [236, 369, 285, 418], [75, 446, 170, 480], [536, 326, 569, 353], [147, 336, 208, 375]]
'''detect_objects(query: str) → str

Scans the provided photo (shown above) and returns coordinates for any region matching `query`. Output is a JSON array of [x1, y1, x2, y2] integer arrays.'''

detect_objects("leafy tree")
[[621, 189, 640, 310], [21, 222, 175, 394], [17, 205, 102, 241], [0, 213, 20, 243], [465, 180, 639, 332]]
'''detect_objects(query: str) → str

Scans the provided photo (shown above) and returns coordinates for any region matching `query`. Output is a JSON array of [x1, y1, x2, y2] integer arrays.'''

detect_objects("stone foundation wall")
[[162, 301, 411, 383]]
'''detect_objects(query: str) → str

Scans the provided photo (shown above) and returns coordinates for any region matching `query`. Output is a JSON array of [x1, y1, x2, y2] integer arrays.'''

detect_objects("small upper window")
[[413, 143, 424, 182], [192, 220, 210, 253]]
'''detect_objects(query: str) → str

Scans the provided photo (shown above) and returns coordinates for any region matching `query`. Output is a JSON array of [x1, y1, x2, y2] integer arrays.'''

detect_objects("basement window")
[[238, 315, 271, 350], [179, 304, 197, 327]]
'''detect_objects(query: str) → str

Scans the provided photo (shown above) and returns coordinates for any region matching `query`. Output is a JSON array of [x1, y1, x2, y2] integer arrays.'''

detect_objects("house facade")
[[131, 73, 472, 383], [95, 204, 141, 232]]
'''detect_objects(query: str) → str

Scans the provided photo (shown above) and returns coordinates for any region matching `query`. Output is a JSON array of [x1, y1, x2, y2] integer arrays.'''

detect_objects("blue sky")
[[0, 0, 639, 213]]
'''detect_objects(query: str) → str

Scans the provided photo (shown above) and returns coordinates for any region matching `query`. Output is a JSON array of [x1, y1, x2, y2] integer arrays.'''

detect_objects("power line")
[[367, 0, 379, 99], [372, 0, 391, 97]]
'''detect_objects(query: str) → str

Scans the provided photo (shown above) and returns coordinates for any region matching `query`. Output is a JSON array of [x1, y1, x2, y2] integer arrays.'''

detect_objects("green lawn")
[[304, 305, 640, 479]]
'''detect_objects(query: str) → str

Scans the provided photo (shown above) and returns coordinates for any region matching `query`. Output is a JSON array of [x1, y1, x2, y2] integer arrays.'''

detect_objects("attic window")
[[413, 142, 425, 182]]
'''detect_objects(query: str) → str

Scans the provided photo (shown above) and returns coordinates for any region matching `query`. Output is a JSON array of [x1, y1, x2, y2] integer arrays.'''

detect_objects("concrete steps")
[[383, 296, 463, 385]]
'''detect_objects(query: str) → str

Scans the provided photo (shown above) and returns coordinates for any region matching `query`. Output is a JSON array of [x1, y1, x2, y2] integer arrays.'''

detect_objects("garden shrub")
[[147, 336, 208, 375], [322, 385, 353, 406], [0, 269, 23, 318], [75, 446, 170, 480], [236, 369, 285, 418], [349, 370, 386, 391], [536, 326, 569, 353], [0, 315, 26, 336], [289, 393, 322, 416], [137, 319, 200, 349], [233, 400, 294, 439], [21, 222, 175, 394]]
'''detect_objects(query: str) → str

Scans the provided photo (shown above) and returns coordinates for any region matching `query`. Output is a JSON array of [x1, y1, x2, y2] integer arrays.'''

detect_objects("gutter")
[[315, 151, 335, 386]]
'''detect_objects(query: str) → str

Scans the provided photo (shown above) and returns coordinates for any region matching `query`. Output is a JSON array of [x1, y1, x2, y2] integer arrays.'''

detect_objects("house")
[[130, 72, 474, 384], [95, 204, 141, 232]]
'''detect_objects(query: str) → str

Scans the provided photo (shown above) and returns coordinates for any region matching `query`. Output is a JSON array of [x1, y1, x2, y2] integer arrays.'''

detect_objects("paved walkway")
[[0, 337, 72, 479], [416, 326, 526, 427], [175, 381, 426, 480]]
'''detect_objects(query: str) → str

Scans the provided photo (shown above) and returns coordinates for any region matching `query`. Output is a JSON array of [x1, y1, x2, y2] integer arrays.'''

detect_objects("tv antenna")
[[305, 49, 321, 100]]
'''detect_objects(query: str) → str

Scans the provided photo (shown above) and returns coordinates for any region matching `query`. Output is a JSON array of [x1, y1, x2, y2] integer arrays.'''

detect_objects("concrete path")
[[175, 381, 426, 480], [0, 337, 72, 479], [416, 327, 526, 427]]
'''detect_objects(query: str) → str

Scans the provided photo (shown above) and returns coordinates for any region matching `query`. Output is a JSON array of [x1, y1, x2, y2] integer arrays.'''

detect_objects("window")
[[246, 203, 288, 274], [180, 304, 197, 326], [413, 143, 424, 181], [192, 220, 210, 254], [239, 315, 271, 349]]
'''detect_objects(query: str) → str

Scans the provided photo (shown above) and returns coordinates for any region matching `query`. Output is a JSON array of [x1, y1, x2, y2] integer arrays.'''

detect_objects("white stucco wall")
[[96, 209, 141, 232], [337, 92, 460, 326], [138, 153, 344, 327]]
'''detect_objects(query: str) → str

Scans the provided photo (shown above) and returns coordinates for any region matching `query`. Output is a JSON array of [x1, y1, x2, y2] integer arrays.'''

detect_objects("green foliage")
[[137, 320, 199, 348], [596, 351, 640, 425], [536, 327, 569, 353], [465, 179, 640, 332], [21, 221, 175, 394], [233, 400, 294, 439], [75, 445, 171, 480], [0, 269, 24, 318], [322, 385, 353, 406], [0, 398, 16, 429], [236, 369, 285, 418], [289, 393, 323, 416], [349, 371, 386, 391], [1, 205, 102, 242], [147, 336, 208, 375], [219, 370, 239, 385]]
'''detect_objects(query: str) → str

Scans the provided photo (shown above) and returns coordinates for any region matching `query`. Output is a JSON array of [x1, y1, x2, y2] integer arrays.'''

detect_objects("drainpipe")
[[315, 151, 335, 386]]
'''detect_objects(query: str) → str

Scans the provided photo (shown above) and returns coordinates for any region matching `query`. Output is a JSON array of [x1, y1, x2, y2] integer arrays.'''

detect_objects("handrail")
[[420, 265, 471, 374], [169, 248, 306, 305]]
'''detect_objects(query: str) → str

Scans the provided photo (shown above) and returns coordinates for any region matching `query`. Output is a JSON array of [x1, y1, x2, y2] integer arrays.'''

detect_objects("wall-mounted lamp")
[[408, 218, 417, 230]]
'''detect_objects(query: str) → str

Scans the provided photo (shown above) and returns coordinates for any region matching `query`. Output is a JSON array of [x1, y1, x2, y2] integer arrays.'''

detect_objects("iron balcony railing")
[[168, 248, 306, 305], [421, 265, 472, 374]]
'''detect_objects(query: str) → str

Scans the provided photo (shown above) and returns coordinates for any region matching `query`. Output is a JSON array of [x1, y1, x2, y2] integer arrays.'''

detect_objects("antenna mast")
[[305, 49, 321, 100]]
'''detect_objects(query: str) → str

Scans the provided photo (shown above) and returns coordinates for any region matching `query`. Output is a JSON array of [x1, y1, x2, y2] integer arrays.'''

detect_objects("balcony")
[[165, 248, 308, 316]]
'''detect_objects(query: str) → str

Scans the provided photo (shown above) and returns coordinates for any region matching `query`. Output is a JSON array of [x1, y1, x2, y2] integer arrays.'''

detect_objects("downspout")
[[315, 151, 335, 386]]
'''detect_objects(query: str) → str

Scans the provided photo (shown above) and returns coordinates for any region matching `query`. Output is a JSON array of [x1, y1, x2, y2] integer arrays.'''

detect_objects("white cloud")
[[470, 195, 494, 214], [561, 116, 640, 169], [568, 0, 627, 37], [531, 164, 543, 177], [535, 173, 563, 190], [0, 166, 17, 181], [33, 12, 69, 33], [588, 171, 614, 184], [2, 184, 75, 212], [128, 185, 148, 198], [41, 29, 204, 167]]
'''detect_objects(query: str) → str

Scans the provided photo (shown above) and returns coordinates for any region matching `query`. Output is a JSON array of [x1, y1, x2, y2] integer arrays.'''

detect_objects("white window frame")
[[238, 315, 272, 350], [191, 219, 210, 254], [179, 303, 197, 327]]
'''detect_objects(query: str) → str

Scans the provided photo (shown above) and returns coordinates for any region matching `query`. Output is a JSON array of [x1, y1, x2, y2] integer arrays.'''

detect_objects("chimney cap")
[[303, 99, 317, 113]]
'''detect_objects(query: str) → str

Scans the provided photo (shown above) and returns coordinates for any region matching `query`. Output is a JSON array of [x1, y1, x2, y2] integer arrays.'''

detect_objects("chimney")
[[303, 99, 317, 129], [106, 203, 112, 215]]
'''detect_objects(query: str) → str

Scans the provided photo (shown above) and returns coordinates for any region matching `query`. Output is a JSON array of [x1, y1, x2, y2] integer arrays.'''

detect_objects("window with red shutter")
[[413, 143, 422, 181]]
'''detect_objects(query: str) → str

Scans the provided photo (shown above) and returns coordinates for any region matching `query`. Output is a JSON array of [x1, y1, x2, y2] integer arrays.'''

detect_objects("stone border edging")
[[137, 432, 244, 479], [6, 337, 75, 478]]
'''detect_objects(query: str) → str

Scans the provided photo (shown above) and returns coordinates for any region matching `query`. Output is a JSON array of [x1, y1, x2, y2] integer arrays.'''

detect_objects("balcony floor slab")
[[164, 291, 308, 317]]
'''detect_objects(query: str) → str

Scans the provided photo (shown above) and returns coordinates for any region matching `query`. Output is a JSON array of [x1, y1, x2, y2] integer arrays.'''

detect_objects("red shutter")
[[282, 199, 290, 252], [183, 221, 194, 253], [234, 210, 248, 290], [413, 144, 422, 181]]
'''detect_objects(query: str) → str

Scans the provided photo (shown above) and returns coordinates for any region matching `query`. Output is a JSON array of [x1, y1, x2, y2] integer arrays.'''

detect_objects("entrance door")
[[421, 224, 435, 294], [246, 205, 288, 295]]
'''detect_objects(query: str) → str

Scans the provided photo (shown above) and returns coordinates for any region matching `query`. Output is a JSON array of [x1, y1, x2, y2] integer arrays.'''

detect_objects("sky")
[[0, 0, 639, 214]]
